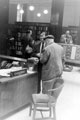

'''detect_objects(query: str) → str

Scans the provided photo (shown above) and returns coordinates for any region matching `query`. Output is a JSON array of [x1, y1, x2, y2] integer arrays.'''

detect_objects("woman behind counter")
[[21, 30, 34, 59]]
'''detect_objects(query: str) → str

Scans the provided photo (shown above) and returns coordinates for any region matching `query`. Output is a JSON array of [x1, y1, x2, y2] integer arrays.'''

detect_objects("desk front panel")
[[0, 73, 38, 119]]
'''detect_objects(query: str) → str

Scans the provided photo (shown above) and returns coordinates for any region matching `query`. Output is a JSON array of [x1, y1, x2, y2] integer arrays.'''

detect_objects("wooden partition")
[[60, 43, 80, 66]]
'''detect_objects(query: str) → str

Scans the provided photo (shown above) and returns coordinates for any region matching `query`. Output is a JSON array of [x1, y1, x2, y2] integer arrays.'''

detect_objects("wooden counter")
[[0, 72, 38, 119]]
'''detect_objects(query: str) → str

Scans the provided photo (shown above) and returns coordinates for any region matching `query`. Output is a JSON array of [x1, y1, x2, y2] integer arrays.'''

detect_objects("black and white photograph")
[[0, 0, 80, 120]]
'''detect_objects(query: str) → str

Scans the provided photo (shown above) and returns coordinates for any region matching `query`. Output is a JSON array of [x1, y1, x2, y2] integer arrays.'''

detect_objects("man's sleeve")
[[40, 49, 50, 64]]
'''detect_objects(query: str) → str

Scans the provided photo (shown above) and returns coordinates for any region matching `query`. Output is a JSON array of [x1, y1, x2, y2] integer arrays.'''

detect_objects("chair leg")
[[33, 105, 36, 120], [40, 111, 44, 118], [49, 107, 52, 117], [29, 104, 32, 116], [53, 106, 56, 120]]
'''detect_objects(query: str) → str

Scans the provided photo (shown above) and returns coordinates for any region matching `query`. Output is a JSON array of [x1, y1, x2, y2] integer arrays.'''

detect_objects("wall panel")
[[63, 0, 80, 27], [50, 0, 64, 42], [0, 0, 9, 54]]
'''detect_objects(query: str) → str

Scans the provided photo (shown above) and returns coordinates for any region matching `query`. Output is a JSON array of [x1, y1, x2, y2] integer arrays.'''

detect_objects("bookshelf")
[[8, 22, 50, 57]]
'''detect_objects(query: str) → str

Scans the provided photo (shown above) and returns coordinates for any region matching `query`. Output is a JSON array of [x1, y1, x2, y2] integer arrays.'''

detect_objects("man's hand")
[[36, 53, 40, 58]]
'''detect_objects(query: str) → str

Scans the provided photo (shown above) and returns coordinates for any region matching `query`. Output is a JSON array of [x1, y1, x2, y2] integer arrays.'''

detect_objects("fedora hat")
[[40, 32, 46, 39], [44, 35, 54, 40]]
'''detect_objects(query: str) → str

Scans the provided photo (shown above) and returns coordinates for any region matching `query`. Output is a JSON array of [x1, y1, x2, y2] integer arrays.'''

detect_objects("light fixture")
[[20, 9, 24, 14], [43, 10, 48, 14], [17, 4, 21, 10], [37, 13, 41, 17], [29, 6, 35, 11]]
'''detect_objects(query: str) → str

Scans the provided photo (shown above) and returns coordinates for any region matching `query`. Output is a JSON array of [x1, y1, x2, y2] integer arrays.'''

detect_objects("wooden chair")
[[29, 78, 64, 120]]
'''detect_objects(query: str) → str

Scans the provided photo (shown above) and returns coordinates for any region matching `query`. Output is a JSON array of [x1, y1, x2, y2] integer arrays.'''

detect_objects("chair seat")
[[32, 93, 56, 104]]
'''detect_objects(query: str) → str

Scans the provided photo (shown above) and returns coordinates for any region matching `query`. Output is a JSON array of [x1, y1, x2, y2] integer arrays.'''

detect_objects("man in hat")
[[60, 30, 73, 44], [36, 32, 46, 93], [40, 35, 64, 93]]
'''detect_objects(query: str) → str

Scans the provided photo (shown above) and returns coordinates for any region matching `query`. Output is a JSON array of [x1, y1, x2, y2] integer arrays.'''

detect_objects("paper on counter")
[[0, 67, 22, 77], [27, 70, 36, 74], [0, 69, 10, 76]]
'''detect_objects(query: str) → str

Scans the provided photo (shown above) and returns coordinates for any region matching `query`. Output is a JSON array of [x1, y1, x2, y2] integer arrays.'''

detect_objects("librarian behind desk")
[[21, 30, 34, 59], [0, 71, 38, 119]]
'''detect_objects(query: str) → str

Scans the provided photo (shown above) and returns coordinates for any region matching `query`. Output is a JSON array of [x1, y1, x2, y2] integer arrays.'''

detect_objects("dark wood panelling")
[[50, 0, 64, 42], [9, 4, 17, 24], [0, 0, 9, 54], [50, 0, 64, 26]]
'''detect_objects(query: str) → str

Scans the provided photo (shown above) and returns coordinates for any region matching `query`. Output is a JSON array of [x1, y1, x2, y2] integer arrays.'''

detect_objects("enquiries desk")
[[0, 72, 38, 119], [0, 55, 38, 119]]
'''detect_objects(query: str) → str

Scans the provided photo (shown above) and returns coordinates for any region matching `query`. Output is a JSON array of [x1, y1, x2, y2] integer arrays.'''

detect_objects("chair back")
[[48, 78, 64, 100]]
